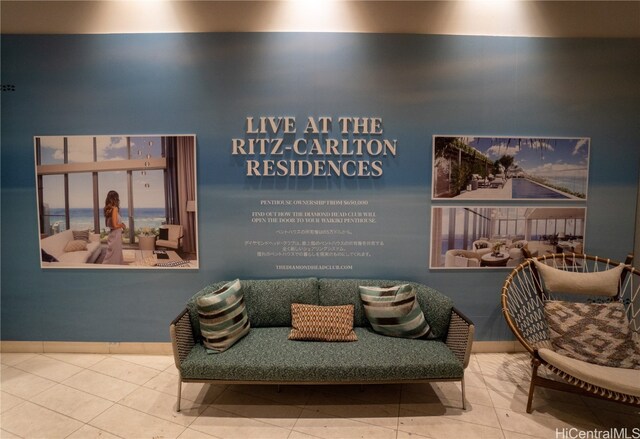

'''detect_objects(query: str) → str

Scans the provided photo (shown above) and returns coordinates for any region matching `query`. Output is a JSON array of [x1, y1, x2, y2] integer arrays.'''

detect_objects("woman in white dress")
[[102, 190, 126, 265]]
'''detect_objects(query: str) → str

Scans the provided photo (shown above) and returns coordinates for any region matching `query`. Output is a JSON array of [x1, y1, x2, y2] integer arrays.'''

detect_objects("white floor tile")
[[0, 429, 22, 438], [303, 389, 399, 429], [502, 431, 548, 439], [0, 401, 84, 439], [66, 424, 122, 439], [293, 408, 397, 439], [30, 383, 114, 423], [288, 431, 325, 439], [396, 431, 430, 439], [13, 354, 83, 382], [398, 407, 505, 439], [119, 386, 205, 427], [144, 371, 226, 404], [495, 408, 597, 438], [90, 356, 161, 385], [90, 404, 186, 439], [318, 384, 402, 405], [590, 407, 640, 429], [3, 350, 635, 439], [178, 428, 223, 439], [226, 384, 312, 406], [0, 353, 37, 367], [463, 370, 487, 389], [580, 395, 640, 416], [43, 353, 108, 369], [0, 366, 57, 399], [1, 390, 25, 414], [62, 369, 139, 402], [212, 388, 303, 429], [189, 405, 292, 439], [475, 353, 531, 383], [111, 354, 175, 371]]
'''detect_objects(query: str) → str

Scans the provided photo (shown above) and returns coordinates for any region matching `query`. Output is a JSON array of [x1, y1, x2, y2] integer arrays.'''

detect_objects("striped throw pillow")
[[359, 284, 432, 339], [197, 279, 250, 353], [288, 303, 357, 342]]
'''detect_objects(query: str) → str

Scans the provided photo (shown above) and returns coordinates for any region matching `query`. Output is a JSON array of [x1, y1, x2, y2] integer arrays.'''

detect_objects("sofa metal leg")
[[461, 376, 467, 410], [176, 378, 182, 412], [277, 385, 282, 393]]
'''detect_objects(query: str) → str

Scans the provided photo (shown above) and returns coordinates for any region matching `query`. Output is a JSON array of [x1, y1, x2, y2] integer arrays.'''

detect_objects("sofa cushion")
[[289, 303, 357, 342], [544, 300, 640, 369], [318, 279, 453, 339], [197, 279, 250, 353], [188, 278, 319, 335], [181, 327, 463, 382], [538, 348, 640, 397], [64, 239, 88, 253], [359, 284, 431, 339], [534, 260, 624, 297]]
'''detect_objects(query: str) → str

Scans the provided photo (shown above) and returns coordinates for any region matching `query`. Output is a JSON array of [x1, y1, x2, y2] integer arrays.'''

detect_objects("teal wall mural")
[[2, 33, 639, 342]]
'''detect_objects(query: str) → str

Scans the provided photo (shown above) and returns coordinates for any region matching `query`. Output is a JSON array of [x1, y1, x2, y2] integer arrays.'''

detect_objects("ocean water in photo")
[[42, 207, 166, 233]]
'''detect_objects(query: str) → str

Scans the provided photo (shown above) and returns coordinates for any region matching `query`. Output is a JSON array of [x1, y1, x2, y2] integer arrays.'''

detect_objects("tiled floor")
[[1, 352, 638, 438]]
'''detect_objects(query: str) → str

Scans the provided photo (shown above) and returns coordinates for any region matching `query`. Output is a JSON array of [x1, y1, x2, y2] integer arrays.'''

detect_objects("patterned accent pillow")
[[544, 300, 640, 369], [72, 230, 90, 242], [288, 304, 357, 342], [475, 242, 489, 249], [359, 284, 433, 339], [197, 279, 250, 353], [63, 239, 88, 252], [159, 227, 169, 240]]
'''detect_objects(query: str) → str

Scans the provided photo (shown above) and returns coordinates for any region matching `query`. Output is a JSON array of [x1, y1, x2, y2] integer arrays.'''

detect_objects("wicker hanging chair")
[[501, 252, 640, 413]]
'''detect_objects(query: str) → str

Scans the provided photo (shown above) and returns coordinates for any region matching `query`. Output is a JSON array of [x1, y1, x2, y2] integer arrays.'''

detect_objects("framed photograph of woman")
[[35, 134, 199, 269]]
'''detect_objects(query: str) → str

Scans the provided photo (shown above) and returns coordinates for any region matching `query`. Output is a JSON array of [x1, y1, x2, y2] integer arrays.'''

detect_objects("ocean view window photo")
[[430, 206, 587, 269], [432, 136, 590, 201], [35, 134, 198, 269]]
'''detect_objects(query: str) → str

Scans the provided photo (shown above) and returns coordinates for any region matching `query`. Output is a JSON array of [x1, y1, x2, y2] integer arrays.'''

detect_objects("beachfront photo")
[[35, 134, 198, 269], [430, 206, 587, 269], [432, 136, 590, 201]]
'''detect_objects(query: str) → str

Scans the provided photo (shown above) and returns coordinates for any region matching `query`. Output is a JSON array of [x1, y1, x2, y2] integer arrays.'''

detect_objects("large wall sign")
[[231, 116, 398, 177], [34, 134, 198, 269]]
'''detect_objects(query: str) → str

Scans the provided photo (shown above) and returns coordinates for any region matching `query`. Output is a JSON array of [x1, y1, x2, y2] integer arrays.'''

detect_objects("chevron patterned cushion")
[[197, 279, 250, 353], [359, 284, 432, 339], [288, 303, 357, 342], [544, 300, 640, 369]]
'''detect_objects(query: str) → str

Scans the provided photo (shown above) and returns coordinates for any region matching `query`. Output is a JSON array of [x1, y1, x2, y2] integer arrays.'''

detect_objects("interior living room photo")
[[1, 1, 639, 439]]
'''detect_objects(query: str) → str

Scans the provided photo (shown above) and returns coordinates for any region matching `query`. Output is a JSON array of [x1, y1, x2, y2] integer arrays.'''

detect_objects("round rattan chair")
[[501, 252, 640, 413]]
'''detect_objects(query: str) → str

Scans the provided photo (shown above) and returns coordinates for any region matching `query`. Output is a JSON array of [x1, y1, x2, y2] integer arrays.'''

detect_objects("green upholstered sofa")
[[170, 278, 474, 411]]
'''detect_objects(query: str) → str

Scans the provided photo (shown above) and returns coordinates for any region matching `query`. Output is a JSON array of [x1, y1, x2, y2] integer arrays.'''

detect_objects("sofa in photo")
[[40, 229, 102, 265]]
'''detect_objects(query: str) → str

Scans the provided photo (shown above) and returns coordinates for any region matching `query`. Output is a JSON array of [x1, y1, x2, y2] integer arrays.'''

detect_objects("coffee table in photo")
[[481, 252, 510, 267], [124, 250, 190, 267]]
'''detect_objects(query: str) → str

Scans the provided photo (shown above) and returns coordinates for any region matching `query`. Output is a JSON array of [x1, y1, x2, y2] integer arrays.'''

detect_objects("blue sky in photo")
[[38, 135, 165, 208], [466, 137, 589, 181]]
